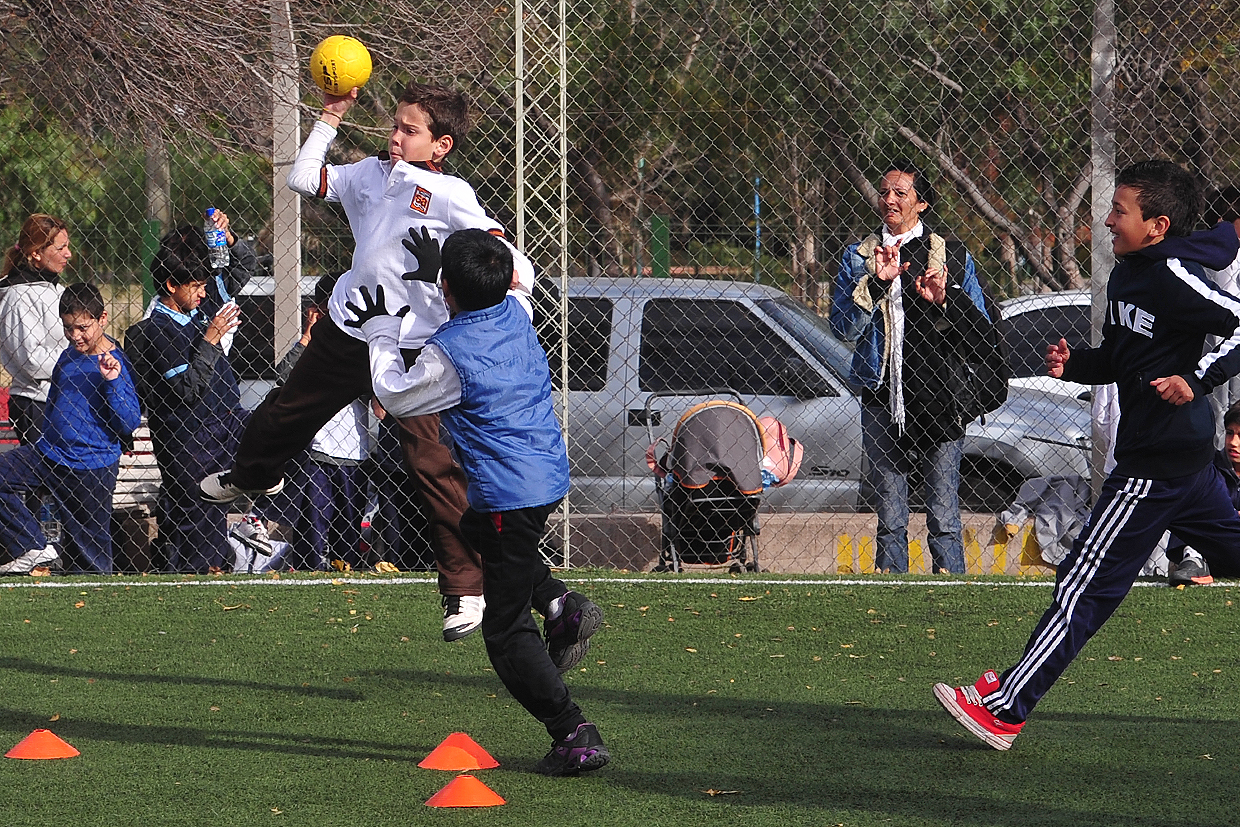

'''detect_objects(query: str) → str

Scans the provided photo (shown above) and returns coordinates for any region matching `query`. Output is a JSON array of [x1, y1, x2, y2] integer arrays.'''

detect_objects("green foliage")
[[0, 102, 106, 256], [0, 103, 272, 285]]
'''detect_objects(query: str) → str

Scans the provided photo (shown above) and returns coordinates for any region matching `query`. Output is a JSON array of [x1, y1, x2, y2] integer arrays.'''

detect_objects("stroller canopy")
[[666, 401, 765, 495]]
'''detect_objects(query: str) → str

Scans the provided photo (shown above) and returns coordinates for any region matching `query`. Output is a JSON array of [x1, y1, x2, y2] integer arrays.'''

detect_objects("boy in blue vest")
[[934, 160, 1240, 749], [0, 283, 141, 574], [345, 228, 608, 776]]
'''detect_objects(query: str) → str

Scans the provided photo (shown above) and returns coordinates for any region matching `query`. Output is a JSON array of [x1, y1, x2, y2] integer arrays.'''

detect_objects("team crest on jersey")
[[410, 186, 432, 214]]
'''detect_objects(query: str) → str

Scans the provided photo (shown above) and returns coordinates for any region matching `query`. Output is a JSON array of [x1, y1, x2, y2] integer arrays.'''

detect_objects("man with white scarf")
[[830, 162, 995, 573]]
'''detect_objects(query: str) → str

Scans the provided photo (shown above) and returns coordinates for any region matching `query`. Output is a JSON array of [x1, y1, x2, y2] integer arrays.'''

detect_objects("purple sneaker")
[[534, 723, 610, 776], [545, 592, 603, 672]]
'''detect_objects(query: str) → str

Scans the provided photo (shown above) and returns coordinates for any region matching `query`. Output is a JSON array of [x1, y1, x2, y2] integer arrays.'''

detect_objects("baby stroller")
[[645, 393, 802, 573]]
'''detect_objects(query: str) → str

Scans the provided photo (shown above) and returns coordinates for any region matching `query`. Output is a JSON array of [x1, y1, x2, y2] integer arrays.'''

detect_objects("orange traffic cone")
[[6, 729, 80, 759], [419, 732, 499, 770], [425, 774, 505, 808]]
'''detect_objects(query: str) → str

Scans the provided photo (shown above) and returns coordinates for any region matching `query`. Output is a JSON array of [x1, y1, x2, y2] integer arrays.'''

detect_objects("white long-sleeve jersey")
[[287, 120, 534, 348]]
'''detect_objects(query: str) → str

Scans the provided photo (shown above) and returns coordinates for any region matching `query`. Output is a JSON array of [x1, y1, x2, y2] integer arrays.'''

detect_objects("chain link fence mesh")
[[0, 1, 1235, 575]]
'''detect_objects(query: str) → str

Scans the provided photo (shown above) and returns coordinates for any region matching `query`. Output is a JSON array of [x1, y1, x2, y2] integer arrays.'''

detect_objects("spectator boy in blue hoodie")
[[934, 159, 1240, 750], [345, 229, 608, 777], [0, 283, 141, 574]]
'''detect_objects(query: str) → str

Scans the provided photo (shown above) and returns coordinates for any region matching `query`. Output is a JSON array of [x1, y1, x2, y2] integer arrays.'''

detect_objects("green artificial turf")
[[0, 572, 1236, 826]]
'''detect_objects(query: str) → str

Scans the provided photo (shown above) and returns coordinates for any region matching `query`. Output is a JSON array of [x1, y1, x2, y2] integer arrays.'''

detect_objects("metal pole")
[[271, 0, 302, 361], [515, 0, 526, 249], [753, 176, 761, 283], [1090, 0, 1116, 499]]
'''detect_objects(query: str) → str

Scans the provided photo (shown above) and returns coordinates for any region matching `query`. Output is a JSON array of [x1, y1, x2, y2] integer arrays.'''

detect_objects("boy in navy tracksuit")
[[124, 228, 263, 572], [346, 229, 608, 776], [0, 283, 141, 574], [934, 160, 1240, 749]]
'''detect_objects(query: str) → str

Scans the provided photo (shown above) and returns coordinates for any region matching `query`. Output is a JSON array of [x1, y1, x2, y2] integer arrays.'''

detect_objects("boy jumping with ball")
[[347, 229, 609, 776], [934, 159, 1240, 749], [200, 81, 552, 642]]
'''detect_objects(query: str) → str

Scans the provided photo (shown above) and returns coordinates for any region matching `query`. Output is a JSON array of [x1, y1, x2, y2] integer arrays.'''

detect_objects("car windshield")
[[755, 296, 853, 381]]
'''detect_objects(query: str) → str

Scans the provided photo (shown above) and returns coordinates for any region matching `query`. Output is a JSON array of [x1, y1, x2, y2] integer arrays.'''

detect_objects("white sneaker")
[[200, 472, 284, 504], [229, 514, 273, 556], [0, 545, 61, 575], [442, 594, 485, 641]]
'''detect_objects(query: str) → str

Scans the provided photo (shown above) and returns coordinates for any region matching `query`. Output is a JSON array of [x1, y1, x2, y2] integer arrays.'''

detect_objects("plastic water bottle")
[[204, 208, 229, 270], [38, 495, 60, 545]]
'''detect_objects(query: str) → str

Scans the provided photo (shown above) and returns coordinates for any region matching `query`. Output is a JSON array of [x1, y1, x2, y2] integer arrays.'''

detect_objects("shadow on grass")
[[1, 655, 1231, 826], [0, 702, 442, 763], [0, 656, 363, 701], [376, 667, 1236, 827]]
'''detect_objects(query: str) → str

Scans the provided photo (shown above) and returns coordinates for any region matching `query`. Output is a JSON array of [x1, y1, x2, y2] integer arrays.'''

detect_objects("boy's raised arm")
[[287, 89, 356, 198]]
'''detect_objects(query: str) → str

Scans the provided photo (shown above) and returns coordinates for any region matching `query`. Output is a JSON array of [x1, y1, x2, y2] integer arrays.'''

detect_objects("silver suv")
[[542, 277, 1091, 513]]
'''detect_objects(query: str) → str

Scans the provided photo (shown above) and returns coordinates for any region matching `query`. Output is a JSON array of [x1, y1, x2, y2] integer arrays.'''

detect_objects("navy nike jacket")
[[1061, 222, 1240, 479]]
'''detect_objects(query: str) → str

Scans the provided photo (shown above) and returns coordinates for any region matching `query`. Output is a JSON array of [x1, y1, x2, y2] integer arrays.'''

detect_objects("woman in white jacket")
[[0, 214, 72, 444]]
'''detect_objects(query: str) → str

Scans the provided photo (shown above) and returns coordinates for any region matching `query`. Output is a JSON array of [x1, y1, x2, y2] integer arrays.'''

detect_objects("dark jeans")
[[227, 317, 481, 594], [461, 503, 584, 741], [862, 401, 965, 573], [0, 445, 117, 574]]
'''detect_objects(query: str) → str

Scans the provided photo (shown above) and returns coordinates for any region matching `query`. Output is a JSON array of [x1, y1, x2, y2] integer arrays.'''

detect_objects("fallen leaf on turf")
[[1200, 754, 1214, 760], [49, 713, 59, 722], [30, 566, 51, 577], [74, 601, 84, 608], [702, 789, 741, 796], [686, 648, 697, 653], [374, 561, 400, 573], [738, 596, 761, 601], [220, 604, 244, 611], [271, 808, 283, 814]]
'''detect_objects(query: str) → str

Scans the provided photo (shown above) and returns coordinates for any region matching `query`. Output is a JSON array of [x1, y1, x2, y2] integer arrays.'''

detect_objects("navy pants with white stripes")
[[987, 463, 1240, 723]]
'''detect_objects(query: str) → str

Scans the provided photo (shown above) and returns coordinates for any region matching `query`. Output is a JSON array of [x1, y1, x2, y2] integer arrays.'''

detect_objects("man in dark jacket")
[[830, 162, 998, 574]]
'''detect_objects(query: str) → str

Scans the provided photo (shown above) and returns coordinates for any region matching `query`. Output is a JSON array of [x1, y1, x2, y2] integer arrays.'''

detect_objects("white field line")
[[2, 575, 1236, 590]]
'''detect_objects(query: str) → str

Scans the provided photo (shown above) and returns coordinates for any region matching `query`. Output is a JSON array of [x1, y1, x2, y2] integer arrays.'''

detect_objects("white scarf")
[[881, 224, 922, 431], [851, 223, 946, 433]]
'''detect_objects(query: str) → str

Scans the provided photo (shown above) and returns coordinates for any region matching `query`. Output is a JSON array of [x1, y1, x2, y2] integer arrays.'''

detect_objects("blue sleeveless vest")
[[428, 296, 570, 511]]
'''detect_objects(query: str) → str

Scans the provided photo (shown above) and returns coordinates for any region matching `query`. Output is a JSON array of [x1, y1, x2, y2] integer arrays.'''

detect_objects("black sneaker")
[[545, 592, 603, 672], [534, 723, 610, 776], [1168, 555, 1213, 586]]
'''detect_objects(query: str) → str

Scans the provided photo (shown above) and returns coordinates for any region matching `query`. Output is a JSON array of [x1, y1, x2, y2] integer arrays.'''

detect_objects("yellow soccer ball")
[[310, 35, 372, 95]]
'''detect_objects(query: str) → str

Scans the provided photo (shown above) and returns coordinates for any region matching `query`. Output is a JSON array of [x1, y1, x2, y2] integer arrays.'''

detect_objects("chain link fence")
[[0, 1, 1236, 575]]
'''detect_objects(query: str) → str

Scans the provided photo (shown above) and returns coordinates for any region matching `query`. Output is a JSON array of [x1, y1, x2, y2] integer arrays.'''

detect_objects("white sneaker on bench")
[[0, 545, 60, 575]]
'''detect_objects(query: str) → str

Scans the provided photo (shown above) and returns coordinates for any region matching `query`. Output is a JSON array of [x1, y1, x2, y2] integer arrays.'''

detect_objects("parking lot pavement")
[[546, 512, 1057, 576]]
